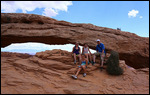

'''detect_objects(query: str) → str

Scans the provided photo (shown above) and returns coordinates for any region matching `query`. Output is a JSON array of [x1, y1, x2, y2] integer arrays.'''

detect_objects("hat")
[[96, 39, 100, 42]]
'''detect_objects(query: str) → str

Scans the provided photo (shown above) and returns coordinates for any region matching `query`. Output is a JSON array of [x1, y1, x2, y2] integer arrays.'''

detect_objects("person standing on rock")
[[72, 42, 81, 65], [72, 54, 88, 79], [92, 39, 106, 71], [82, 43, 92, 64]]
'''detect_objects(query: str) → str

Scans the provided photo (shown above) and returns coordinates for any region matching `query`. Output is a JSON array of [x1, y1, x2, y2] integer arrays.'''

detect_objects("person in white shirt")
[[82, 43, 92, 64]]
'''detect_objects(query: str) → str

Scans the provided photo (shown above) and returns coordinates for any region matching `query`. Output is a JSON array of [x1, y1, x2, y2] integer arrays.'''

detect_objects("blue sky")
[[1, 1, 149, 37], [53, 1, 149, 37], [1, 1, 149, 54]]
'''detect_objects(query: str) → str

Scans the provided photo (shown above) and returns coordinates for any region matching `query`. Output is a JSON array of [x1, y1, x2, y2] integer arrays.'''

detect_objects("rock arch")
[[1, 13, 149, 69]]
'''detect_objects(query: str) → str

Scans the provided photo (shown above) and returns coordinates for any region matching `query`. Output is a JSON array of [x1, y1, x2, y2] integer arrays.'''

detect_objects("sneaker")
[[100, 67, 103, 71], [83, 73, 86, 77], [92, 62, 96, 65], [71, 75, 77, 79], [88, 61, 90, 65]]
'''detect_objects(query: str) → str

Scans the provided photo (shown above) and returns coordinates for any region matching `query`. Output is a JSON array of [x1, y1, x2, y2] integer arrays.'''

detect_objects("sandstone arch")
[[1, 13, 149, 69]]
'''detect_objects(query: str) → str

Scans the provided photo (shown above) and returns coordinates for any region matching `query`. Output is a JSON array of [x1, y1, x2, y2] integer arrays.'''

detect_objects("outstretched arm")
[[82, 47, 84, 54], [96, 46, 98, 52], [79, 47, 81, 54], [72, 47, 74, 54], [101, 49, 105, 57], [102, 44, 105, 57], [85, 59, 88, 67], [88, 47, 92, 55], [102, 49, 104, 54]]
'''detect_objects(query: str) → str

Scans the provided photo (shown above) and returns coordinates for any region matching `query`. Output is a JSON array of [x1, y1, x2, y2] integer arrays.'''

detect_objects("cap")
[[96, 39, 100, 42]]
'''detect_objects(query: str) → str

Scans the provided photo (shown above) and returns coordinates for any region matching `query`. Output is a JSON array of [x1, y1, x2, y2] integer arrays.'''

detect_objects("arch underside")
[[1, 35, 72, 47], [1, 35, 149, 69]]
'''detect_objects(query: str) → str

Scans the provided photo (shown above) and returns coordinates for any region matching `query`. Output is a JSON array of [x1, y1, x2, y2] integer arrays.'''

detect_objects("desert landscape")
[[1, 13, 149, 94]]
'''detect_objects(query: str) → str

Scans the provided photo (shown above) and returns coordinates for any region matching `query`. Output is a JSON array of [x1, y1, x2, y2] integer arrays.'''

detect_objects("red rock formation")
[[1, 50, 149, 94], [1, 52, 33, 59], [1, 13, 149, 68]]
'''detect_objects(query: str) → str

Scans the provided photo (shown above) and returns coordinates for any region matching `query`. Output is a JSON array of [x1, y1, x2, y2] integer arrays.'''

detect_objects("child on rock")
[[71, 54, 88, 79]]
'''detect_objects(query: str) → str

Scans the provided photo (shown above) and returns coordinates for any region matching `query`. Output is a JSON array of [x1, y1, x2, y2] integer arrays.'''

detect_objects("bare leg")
[[75, 68, 82, 76], [78, 54, 82, 65], [101, 61, 104, 67], [88, 54, 92, 62], [85, 54, 89, 62], [81, 65, 86, 73], [93, 54, 96, 63], [73, 53, 76, 62], [100, 54, 105, 71], [100, 55, 105, 67]]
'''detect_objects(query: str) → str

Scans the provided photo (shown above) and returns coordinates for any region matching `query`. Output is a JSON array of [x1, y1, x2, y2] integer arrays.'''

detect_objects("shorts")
[[81, 62, 86, 66], [94, 52, 105, 61], [83, 52, 88, 54], [78, 62, 86, 68], [72, 53, 80, 56], [83, 53, 89, 55]]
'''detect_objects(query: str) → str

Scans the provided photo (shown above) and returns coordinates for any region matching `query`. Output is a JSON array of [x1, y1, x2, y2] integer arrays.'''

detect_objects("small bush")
[[3, 14, 11, 23], [106, 50, 123, 75], [6, 16, 11, 22]]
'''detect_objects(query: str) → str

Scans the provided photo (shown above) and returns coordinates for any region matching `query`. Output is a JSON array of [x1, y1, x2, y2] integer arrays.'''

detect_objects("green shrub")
[[106, 50, 123, 75]]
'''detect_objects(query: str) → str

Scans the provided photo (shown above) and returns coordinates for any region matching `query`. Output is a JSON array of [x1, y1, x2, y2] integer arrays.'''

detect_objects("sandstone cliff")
[[1, 50, 149, 94], [1, 13, 149, 68]]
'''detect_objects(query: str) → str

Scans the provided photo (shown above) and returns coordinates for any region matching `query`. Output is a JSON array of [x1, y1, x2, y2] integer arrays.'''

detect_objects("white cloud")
[[128, 9, 139, 18], [139, 16, 143, 18], [1, 1, 72, 17], [42, 8, 58, 17]]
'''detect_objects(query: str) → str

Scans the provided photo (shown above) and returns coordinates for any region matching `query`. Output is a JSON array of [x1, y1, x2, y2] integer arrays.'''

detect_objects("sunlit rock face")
[[1, 50, 149, 94], [1, 13, 149, 68]]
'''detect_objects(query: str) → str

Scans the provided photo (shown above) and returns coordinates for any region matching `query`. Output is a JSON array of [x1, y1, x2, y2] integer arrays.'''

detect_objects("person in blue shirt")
[[92, 39, 106, 71]]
